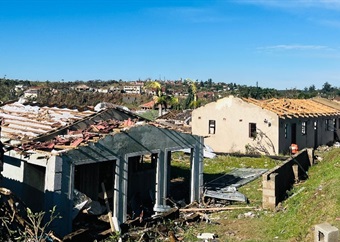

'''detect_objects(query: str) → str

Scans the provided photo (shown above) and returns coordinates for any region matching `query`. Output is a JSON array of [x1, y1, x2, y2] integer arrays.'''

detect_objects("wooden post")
[[101, 182, 115, 232]]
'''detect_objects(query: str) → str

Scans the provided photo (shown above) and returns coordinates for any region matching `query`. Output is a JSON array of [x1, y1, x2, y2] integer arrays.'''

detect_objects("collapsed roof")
[[243, 98, 340, 119], [0, 101, 192, 154], [0, 101, 141, 152]]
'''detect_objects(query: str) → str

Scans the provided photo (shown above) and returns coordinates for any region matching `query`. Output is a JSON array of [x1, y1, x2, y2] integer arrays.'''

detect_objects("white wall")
[[192, 96, 279, 155]]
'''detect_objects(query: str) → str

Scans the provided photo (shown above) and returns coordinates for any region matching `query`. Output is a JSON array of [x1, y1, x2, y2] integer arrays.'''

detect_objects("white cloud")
[[237, 0, 340, 10], [256, 44, 340, 59], [258, 44, 334, 51]]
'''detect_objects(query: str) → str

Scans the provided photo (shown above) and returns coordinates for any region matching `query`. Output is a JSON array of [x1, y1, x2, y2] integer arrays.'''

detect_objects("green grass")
[[259, 148, 340, 241], [171, 148, 340, 241], [137, 110, 159, 121]]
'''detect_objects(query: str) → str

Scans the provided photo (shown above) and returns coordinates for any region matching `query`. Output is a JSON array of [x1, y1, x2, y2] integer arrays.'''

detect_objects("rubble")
[[0, 187, 62, 241], [203, 168, 268, 205], [197, 232, 218, 241]]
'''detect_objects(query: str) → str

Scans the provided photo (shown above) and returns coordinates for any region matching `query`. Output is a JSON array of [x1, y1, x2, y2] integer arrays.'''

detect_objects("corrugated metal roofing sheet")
[[0, 101, 192, 153], [0, 102, 96, 142]]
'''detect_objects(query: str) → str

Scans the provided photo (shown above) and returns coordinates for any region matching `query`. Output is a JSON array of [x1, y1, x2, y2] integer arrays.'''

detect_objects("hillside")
[[170, 147, 340, 241]]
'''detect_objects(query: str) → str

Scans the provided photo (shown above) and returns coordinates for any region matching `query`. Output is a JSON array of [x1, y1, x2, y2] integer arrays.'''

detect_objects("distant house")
[[96, 88, 110, 93], [74, 84, 90, 92], [139, 100, 155, 110], [123, 85, 141, 94], [192, 96, 340, 155], [14, 84, 28, 93], [23, 87, 41, 99], [109, 85, 122, 92]]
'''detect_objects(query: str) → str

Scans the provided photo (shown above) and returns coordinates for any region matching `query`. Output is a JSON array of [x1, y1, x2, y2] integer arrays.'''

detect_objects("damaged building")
[[192, 96, 340, 155], [0, 101, 204, 237]]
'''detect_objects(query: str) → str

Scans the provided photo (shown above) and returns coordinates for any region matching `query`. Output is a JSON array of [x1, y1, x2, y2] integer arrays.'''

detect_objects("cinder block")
[[262, 195, 276, 210], [53, 172, 62, 190], [262, 201, 275, 210], [314, 222, 339, 242], [266, 181, 276, 189], [267, 196, 276, 204], [54, 157, 63, 173], [263, 188, 275, 196]]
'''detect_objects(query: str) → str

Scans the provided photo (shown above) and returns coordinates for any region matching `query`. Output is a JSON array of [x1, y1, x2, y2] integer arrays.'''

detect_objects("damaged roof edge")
[[63, 125, 202, 165]]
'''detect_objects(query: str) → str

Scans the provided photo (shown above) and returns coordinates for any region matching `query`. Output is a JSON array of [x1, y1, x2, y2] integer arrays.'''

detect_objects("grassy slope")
[[261, 148, 340, 242], [171, 148, 340, 241]]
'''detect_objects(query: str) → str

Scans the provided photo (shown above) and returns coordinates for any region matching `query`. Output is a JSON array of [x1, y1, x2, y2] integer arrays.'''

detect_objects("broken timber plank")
[[179, 206, 255, 212], [101, 182, 115, 233]]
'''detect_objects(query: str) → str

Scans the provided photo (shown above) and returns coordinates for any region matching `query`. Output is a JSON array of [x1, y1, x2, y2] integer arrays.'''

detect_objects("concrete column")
[[292, 164, 299, 183], [45, 156, 63, 192], [198, 137, 204, 201], [165, 151, 171, 201], [45, 156, 73, 237], [154, 151, 171, 213], [113, 157, 128, 225], [191, 137, 204, 203], [307, 148, 314, 166], [262, 173, 278, 209], [162, 151, 170, 206], [314, 222, 339, 242]]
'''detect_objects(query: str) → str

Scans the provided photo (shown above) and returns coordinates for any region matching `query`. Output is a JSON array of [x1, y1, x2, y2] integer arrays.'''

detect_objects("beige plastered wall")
[[192, 96, 279, 155]]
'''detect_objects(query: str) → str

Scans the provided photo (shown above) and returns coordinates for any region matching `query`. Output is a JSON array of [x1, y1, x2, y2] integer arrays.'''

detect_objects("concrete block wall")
[[263, 148, 314, 209], [314, 222, 339, 242]]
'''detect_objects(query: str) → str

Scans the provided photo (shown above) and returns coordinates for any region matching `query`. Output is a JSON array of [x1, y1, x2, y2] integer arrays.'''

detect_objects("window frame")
[[249, 122, 257, 138], [301, 121, 307, 135], [208, 120, 216, 134]]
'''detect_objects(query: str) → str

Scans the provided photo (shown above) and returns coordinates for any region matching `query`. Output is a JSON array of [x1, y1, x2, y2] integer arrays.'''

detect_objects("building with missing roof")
[[192, 96, 340, 155]]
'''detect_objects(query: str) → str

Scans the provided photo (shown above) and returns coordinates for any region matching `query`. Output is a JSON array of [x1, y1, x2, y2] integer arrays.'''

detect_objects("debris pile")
[[8, 118, 138, 153], [203, 168, 267, 206], [0, 187, 62, 241]]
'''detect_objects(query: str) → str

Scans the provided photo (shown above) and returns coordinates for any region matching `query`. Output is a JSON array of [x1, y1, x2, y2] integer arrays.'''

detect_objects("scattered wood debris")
[[0, 187, 62, 241]]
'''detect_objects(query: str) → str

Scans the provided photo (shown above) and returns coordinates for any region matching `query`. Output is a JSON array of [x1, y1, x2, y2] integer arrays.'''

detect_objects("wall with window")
[[192, 96, 279, 154]]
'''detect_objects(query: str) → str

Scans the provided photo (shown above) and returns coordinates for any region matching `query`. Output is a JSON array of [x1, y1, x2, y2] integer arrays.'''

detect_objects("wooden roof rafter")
[[263, 103, 300, 117], [293, 99, 339, 116], [243, 97, 340, 118]]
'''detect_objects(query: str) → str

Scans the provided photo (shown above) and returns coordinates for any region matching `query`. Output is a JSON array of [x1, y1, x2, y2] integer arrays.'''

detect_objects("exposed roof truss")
[[243, 98, 340, 119]]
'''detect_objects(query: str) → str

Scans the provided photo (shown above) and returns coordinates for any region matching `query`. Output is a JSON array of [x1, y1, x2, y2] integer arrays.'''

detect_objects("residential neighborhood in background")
[[0, 77, 339, 241]]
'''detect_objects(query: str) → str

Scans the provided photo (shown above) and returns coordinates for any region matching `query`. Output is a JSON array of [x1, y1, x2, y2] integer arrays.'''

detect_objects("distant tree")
[[308, 85, 316, 92], [207, 78, 213, 88], [184, 79, 200, 109], [145, 81, 178, 116], [199, 81, 204, 88], [322, 82, 332, 93]]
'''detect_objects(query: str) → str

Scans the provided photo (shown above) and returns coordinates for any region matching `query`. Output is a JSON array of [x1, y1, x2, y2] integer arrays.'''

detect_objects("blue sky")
[[1, 0, 340, 89]]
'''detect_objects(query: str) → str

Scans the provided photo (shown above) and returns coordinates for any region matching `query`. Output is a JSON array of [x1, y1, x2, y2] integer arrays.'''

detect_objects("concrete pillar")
[[162, 151, 170, 206], [113, 157, 128, 225], [292, 164, 299, 183], [198, 137, 204, 202], [262, 173, 278, 209], [166, 151, 171, 201], [191, 137, 204, 203], [314, 222, 339, 242], [45, 156, 63, 193], [307, 148, 315, 166], [44, 156, 73, 236], [154, 151, 171, 213]]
